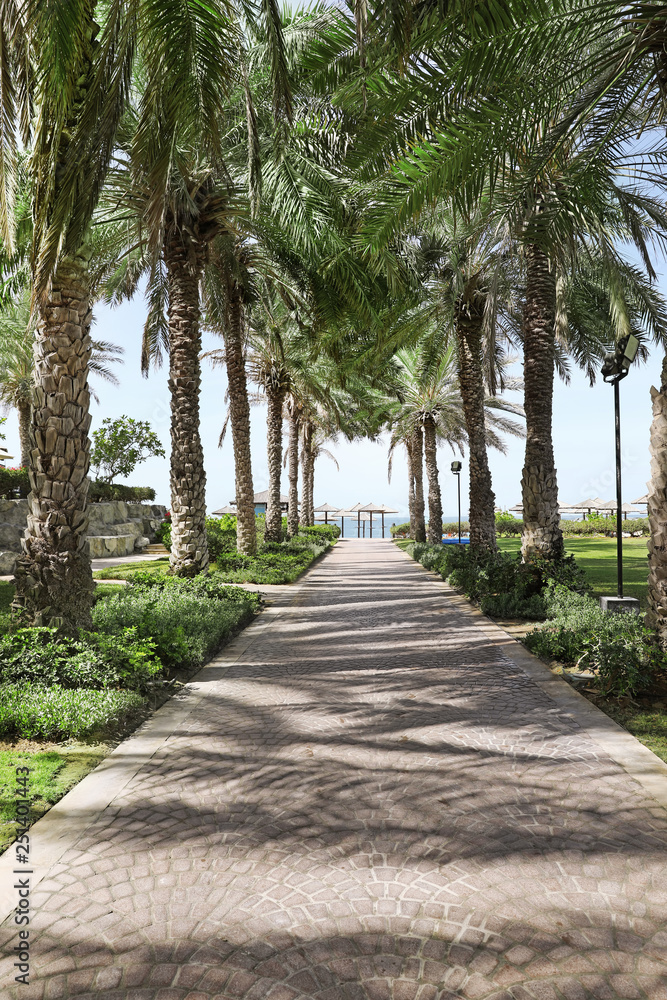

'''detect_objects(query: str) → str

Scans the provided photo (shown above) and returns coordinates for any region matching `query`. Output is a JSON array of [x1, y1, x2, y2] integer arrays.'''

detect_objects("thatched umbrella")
[[360, 501, 400, 538], [314, 502, 340, 526], [336, 507, 370, 538]]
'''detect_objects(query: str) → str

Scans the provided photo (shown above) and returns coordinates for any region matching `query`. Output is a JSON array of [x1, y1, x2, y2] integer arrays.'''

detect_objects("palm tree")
[[0, 4, 138, 626], [245, 308, 294, 543], [300, 418, 340, 527], [387, 342, 523, 543]]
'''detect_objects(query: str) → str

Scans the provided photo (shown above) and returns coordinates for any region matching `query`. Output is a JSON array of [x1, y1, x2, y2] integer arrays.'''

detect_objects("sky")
[[0, 288, 662, 524]]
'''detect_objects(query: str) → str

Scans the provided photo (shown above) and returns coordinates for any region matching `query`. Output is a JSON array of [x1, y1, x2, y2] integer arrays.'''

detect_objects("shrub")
[[494, 512, 523, 536], [0, 684, 144, 739], [91, 581, 259, 667], [409, 543, 589, 621], [88, 481, 156, 502], [299, 524, 340, 541], [559, 519, 599, 536], [206, 516, 238, 561], [0, 467, 30, 499], [0, 626, 163, 692], [391, 522, 411, 537], [154, 517, 172, 549], [525, 584, 664, 696]]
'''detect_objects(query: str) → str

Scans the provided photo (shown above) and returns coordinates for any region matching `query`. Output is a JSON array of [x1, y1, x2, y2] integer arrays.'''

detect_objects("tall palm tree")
[[0, 3, 138, 627], [387, 342, 523, 543], [100, 0, 292, 570]]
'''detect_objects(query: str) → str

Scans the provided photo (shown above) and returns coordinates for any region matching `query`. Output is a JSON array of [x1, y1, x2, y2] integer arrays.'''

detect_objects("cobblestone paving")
[[2, 539, 667, 1000]]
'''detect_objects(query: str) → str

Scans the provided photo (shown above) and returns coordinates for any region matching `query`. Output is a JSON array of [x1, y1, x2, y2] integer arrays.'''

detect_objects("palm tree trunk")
[[411, 426, 426, 543], [164, 236, 209, 577], [521, 244, 564, 562], [17, 399, 31, 470], [287, 404, 300, 538], [423, 418, 443, 545], [406, 436, 417, 538], [455, 298, 497, 552], [12, 250, 95, 628], [264, 384, 286, 543], [646, 351, 667, 645], [224, 286, 257, 556], [300, 420, 314, 527]]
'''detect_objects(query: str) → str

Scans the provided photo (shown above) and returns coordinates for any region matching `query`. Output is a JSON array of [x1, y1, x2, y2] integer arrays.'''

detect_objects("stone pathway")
[[1, 539, 667, 999]]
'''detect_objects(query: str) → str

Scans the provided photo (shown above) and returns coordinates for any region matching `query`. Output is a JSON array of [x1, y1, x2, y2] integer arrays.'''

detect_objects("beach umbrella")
[[360, 501, 399, 537], [336, 507, 370, 538], [314, 502, 340, 525]]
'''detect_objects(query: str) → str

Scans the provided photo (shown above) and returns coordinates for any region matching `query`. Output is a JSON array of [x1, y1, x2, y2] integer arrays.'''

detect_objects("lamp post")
[[451, 461, 463, 543], [601, 333, 640, 613]]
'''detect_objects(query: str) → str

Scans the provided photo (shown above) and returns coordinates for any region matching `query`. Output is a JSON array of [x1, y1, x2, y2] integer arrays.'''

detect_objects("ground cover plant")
[[0, 577, 261, 741], [407, 540, 589, 620], [524, 584, 665, 697], [95, 521, 338, 584]]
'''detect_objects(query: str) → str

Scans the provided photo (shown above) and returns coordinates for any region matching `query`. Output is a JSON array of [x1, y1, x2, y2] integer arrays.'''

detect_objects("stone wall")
[[0, 500, 168, 574]]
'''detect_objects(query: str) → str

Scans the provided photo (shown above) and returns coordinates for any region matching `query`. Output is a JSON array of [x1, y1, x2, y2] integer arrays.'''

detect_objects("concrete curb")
[[400, 545, 667, 812], [0, 562, 318, 925]]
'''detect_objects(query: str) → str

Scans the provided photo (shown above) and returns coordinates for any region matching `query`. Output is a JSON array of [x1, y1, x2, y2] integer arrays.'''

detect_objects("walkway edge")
[[402, 548, 667, 812], [0, 572, 312, 926]]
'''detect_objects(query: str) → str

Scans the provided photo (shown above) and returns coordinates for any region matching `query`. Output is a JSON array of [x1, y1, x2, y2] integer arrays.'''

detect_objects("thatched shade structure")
[[314, 502, 340, 525], [360, 501, 399, 538]]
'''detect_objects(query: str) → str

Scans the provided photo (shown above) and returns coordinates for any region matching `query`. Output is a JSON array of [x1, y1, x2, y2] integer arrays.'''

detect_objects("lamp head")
[[620, 333, 640, 370], [602, 334, 640, 383], [451, 461, 462, 473]]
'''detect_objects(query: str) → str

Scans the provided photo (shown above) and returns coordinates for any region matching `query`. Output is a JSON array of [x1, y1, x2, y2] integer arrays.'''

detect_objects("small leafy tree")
[[91, 417, 165, 485]]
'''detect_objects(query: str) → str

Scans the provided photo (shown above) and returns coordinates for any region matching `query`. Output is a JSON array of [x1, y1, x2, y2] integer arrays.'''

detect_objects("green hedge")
[[0, 470, 156, 503], [0, 684, 144, 739], [408, 541, 589, 620], [524, 584, 664, 696], [88, 481, 156, 502], [299, 523, 341, 541]]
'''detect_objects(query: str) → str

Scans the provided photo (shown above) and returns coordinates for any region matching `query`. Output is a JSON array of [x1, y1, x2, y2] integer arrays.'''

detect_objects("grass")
[[93, 542, 331, 585], [496, 536, 649, 607], [94, 558, 170, 581], [0, 745, 108, 852], [587, 699, 667, 765]]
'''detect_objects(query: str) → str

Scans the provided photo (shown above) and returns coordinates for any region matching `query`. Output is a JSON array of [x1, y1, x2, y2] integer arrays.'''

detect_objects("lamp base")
[[599, 595, 640, 615]]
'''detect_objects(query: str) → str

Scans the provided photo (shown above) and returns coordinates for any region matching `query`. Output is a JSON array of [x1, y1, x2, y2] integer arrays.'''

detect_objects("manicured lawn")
[[589, 700, 667, 765], [497, 536, 649, 607], [0, 745, 108, 852], [94, 557, 171, 580]]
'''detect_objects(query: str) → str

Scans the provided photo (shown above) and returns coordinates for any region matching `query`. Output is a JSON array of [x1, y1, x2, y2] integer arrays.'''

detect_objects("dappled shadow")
[[0, 540, 666, 999]]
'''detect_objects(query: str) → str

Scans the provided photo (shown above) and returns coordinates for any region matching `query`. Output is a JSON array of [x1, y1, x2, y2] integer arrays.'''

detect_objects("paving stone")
[[2, 540, 667, 998]]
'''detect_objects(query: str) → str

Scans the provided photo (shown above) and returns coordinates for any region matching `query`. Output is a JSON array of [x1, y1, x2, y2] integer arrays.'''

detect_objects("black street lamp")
[[601, 333, 640, 611], [451, 461, 463, 543]]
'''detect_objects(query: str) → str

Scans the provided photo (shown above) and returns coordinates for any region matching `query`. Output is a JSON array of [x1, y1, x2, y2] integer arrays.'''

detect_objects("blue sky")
[[1, 288, 661, 523]]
